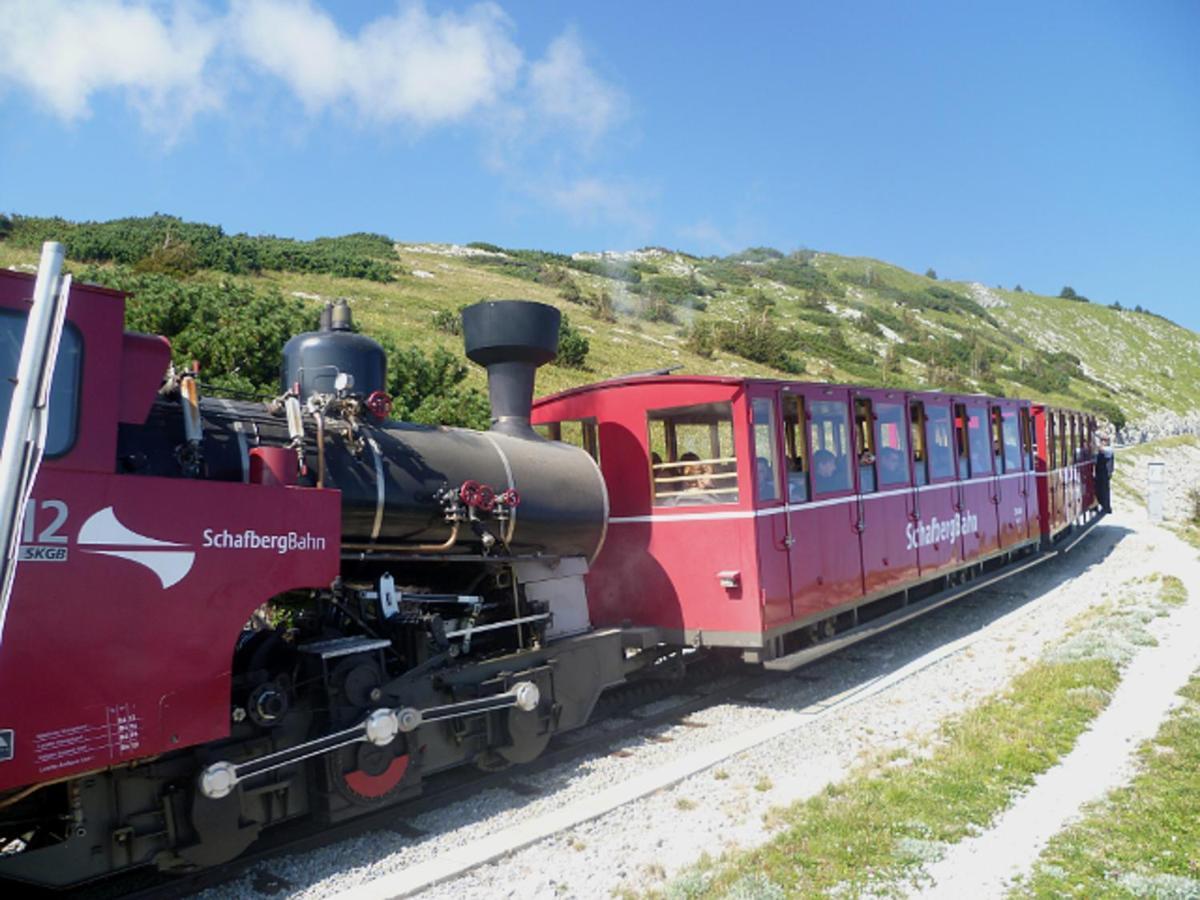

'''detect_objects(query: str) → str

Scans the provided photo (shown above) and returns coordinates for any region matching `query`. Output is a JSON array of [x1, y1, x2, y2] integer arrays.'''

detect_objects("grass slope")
[[3, 215, 1198, 425]]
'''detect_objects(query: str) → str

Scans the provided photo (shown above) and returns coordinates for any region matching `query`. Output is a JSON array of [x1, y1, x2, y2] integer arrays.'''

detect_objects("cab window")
[[534, 417, 600, 462], [648, 402, 738, 506], [0, 311, 83, 458]]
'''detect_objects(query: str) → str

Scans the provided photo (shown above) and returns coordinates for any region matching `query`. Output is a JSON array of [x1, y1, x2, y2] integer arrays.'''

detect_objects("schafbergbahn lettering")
[[201, 528, 328, 554], [905, 509, 980, 551]]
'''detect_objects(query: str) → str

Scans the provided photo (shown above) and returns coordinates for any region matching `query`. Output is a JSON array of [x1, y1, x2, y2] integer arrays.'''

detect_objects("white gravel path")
[[201, 503, 1180, 900], [915, 524, 1200, 898]]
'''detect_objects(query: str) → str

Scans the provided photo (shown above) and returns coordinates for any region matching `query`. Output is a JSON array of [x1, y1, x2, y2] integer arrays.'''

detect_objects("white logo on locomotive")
[[905, 509, 979, 551], [78, 507, 196, 589]]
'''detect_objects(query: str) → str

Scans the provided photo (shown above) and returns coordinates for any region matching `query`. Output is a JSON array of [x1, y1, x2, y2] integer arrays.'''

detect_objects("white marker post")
[[0, 242, 71, 646]]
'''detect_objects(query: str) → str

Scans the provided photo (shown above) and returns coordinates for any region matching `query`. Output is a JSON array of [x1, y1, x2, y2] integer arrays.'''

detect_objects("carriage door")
[[786, 385, 863, 621], [956, 401, 999, 561], [854, 390, 918, 596], [912, 397, 962, 576], [993, 403, 1027, 547], [750, 389, 793, 628]]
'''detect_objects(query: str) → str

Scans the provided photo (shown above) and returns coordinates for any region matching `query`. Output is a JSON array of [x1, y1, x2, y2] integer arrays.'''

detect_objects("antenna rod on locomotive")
[[0, 242, 71, 647], [461, 300, 560, 437]]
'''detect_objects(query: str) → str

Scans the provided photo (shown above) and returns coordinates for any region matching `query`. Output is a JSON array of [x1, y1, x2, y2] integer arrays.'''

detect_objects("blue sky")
[[1, 1, 1197, 328]]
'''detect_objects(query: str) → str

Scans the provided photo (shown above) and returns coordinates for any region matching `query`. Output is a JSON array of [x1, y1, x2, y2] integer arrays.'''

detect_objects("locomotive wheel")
[[495, 706, 552, 765], [328, 740, 411, 804]]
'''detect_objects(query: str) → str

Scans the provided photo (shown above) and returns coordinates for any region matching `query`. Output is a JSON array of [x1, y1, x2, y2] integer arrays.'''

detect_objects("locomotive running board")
[[764, 519, 1103, 673]]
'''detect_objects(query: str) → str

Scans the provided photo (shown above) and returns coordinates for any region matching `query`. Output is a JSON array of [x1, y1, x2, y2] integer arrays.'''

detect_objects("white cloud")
[[544, 177, 654, 234], [230, 0, 523, 126], [528, 29, 624, 144], [0, 2, 623, 146], [0, 0, 221, 132]]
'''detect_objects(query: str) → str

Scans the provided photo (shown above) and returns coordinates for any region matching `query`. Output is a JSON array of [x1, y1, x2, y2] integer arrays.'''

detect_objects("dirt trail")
[[915, 512, 1200, 897]]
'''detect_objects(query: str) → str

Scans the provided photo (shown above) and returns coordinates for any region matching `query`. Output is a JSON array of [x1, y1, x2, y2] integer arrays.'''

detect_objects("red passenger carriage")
[[533, 375, 1100, 667]]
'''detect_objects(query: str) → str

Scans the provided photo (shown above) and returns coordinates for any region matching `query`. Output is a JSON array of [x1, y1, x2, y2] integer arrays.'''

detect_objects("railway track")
[[43, 654, 780, 900]]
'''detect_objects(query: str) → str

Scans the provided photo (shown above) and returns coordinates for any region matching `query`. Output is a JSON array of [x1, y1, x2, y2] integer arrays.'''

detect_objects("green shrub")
[[78, 265, 319, 395], [432, 309, 461, 335], [9, 214, 397, 282], [555, 314, 590, 368]]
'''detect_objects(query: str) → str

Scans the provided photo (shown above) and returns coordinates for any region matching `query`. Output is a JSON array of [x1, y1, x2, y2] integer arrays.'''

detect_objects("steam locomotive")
[[0, 268, 652, 887], [0, 258, 1102, 889]]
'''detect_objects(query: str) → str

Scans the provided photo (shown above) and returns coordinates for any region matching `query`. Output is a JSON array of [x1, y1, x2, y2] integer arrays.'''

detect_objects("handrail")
[[0, 243, 71, 647]]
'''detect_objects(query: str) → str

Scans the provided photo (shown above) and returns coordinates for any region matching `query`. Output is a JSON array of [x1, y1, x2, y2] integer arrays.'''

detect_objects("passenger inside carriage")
[[812, 449, 844, 493]]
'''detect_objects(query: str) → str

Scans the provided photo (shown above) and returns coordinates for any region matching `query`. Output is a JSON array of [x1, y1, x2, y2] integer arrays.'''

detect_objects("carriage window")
[[954, 404, 969, 472], [854, 398, 877, 493], [910, 402, 929, 486], [1058, 413, 1067, 469], [783, 395, 809, 502], [809, 399, 852, 494], [966, 405, 992, 477], [1048, 416, 1057, 469], [534, 418, 600, 462], [751, 397, 780, 503], [1020, 408, 1035, 470], [647, 402, 739, 506], [926, 403, 956, 480], [991, 407, 1004, 466], [1001, 409, 1022, 473], [876, 402, 909, 487], [0, 311, 83, 458]]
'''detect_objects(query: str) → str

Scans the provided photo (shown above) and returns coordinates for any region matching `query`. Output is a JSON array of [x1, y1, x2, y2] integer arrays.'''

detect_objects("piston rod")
[[198, 680, 540, 799]]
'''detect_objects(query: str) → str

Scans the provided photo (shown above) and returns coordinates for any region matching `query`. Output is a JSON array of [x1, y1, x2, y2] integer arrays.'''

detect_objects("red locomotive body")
[[0, 272, 342, 795], [534, 375, 1100, 666]]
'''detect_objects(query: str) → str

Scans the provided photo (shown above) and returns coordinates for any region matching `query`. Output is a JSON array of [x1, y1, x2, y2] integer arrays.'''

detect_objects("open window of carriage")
[[647, 401, 739, 506], [534, 417, 600, 462], [808, 398, 854, 495], [782, 393, 809, 502], [1058, 412, 1068, 469], [854, 397, 878, 493], [990, 406, 1005, 470], [1020, 407, 1036, 470], [910, 401, 929, 486]]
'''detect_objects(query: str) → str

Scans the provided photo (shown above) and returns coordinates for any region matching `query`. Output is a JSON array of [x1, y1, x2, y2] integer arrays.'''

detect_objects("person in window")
[[667, 451, 719, 504], [812, 449, 840, 492], [679, 451, 714, 491]]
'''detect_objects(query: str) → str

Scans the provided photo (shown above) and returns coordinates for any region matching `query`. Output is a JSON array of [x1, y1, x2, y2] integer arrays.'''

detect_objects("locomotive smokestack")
[[461, 300, 560, 437]]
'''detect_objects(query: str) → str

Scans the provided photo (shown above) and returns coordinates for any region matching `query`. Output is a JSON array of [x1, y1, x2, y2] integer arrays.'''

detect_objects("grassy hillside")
[[2, 214, 1197, 430]]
